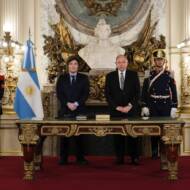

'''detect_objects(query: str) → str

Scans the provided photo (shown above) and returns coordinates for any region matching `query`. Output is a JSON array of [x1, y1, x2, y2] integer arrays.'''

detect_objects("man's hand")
[[116, 106, 123, 112], [67, 102, 77, 111], [170, 107, 178, 118], [122, 105, 132, 113], [116, 104, 132, 113], [141, 107, 150, 117]]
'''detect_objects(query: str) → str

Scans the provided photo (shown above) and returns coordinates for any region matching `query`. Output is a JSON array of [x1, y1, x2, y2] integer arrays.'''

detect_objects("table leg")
[[22, 145, 36, 180], [160, 142, 168, 170], [18, 124, 40, 180], [34, 136, 46, 171], [166, 144, 179, 180]]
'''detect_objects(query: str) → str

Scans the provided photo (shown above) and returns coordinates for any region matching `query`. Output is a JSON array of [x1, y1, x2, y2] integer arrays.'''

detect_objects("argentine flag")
[[14, 39, 44, 120]]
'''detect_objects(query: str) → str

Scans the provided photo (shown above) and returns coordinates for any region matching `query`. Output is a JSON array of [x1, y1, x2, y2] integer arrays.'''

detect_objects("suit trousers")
[[60, 136, 85, 161]]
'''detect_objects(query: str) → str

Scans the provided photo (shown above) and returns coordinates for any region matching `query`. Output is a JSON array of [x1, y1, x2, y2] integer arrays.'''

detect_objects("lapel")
[[123, 70, 129, 90], [115, 71, 120, 90], [75, 73, 79, 84], [65, 73, 71, 86]]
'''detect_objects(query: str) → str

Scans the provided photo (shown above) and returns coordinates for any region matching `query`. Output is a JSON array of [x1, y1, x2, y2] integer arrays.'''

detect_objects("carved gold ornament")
[[124, 125, 161, 137], [43, 16, 89, 83], [51, 127, 59, 135], [162, 124, 183, 144], [65, 124, 77, 137], [125, 10, 166, 72], [84, 0, 122, 16], [89, 74, 106, 102], [168, 162, 178, 180], [187, 76, 190, 86], [89, 127, 113, 136], [19, 124, 39, 145], [24, 161, 34, 180], [125, 124, 137, 137]]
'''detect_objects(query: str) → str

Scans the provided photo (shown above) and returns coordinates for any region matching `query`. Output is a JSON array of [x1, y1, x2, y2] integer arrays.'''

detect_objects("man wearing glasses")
[[105, 55, 140, 165]]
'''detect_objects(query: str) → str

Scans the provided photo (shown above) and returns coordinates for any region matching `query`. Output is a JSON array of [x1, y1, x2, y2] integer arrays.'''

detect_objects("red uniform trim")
[[0, 75, 5, 80]]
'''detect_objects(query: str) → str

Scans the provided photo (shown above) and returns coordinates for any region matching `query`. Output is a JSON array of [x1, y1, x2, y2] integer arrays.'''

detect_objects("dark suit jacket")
[[105, 69, 140, 117], [56, 72, 89, 117]]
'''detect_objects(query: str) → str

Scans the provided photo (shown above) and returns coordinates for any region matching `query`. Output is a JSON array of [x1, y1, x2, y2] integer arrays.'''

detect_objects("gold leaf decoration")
[[124, 8, 166, 72], [43, 7, 90, 83], [84, 0, 123, 16]]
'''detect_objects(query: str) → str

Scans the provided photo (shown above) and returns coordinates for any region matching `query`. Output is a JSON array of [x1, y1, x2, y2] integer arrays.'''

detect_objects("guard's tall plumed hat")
[[152, 49, 166, 59]]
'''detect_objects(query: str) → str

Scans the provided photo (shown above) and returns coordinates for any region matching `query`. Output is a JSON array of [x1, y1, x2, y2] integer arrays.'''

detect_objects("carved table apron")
[[16, 117, 184, 181]]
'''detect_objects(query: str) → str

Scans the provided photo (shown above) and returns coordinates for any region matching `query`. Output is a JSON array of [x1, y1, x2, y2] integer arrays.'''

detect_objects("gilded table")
[[16, 117, 184, 181]]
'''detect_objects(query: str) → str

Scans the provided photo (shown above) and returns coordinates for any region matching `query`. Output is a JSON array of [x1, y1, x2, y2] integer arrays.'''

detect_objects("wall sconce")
[[0, 30, 24, 114]]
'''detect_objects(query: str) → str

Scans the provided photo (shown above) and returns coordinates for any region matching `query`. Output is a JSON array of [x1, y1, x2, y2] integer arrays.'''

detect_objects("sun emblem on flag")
[[25, 86, 34, 95]]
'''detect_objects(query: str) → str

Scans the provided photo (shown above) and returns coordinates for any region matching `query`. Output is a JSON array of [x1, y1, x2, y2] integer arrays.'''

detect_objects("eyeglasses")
[[116, 61, 127, 64]]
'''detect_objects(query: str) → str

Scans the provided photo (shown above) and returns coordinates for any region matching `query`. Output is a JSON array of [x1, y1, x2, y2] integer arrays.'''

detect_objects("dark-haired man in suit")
[[105, 55, 140, 165], [56, 55, 89, 165]]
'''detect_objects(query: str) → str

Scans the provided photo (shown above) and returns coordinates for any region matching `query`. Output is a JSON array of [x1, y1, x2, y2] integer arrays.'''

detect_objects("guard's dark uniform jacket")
[[0, 74, 5, 115], [141, 69, 178, 158], [141, 69, 178, 116]]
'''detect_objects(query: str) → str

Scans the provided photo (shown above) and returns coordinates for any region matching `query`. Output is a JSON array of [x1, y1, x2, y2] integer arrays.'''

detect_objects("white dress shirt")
[[118, 70, 126, 89]]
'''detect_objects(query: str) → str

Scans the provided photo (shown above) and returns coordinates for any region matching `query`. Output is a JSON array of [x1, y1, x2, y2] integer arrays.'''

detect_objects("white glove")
[[170, 108, 178, 118], [141, 107, 150, 117]]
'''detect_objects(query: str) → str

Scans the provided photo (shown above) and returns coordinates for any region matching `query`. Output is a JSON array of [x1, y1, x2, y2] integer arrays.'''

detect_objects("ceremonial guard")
[[141, 49, 178, 159]]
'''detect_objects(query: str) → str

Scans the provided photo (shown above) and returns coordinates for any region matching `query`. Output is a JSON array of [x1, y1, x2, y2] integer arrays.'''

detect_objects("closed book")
[[95, 114, 110, 121], [76, 115, 87, 120]]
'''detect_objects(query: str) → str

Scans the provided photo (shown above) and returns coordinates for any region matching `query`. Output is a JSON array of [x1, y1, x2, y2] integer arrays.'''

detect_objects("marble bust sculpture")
[[79, 19, 125, 69]]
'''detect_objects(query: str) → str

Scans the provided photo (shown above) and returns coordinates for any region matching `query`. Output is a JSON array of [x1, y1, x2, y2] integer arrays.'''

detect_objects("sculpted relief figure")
[[79, 19, 125, 69]]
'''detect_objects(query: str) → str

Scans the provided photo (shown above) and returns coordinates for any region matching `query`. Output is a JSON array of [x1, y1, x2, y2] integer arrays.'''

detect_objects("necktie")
[[120, 72, 124, 90], [71, 75, 75, 85]]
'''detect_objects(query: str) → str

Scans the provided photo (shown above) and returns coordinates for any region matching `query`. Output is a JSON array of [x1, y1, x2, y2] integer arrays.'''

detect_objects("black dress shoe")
[[151, 155, 159, 160], [59, 159, 68, 165], [76, 158, 89, 165], [152, 149, 159, 159], [115, 158, 124, 165], [131, 158, 139, 166]]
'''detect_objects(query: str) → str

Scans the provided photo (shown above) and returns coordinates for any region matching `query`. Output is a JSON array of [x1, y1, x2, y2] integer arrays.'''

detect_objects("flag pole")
[[29, 28, 31, 40]]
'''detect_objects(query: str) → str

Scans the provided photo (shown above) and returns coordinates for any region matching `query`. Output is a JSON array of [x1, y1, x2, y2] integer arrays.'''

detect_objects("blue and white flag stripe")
[[22, 40, 35, 71], [15, 72, 44, 118], [14, 88, 36, 118], [14, 39, 44, 120]]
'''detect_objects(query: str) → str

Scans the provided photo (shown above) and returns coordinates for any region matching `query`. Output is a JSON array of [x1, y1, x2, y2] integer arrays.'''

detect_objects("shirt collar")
[[69, 72, 77, 77], [118, 69, 126, 76]]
